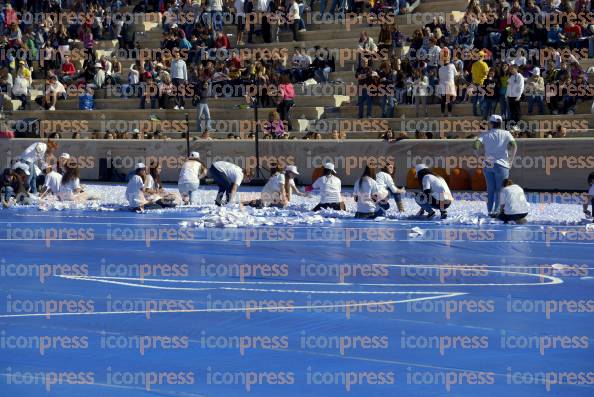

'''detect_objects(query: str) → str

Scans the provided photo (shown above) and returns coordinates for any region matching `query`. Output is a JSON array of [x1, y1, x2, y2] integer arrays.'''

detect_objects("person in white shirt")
[[474, 114, 518, 216], [497, 179, 529, 224], [353, 165, 384, 219], [18, 141, 57, 194], [170, 50, 188, 109], [126, 163, 149, 210], [58, 161, 87, 202], [288, 0, 300, 42], [414, 164, 454, 219], [178, 152, 207, 205], [312, 162, 345, 211], [39, 75, 66, 111], [583, 172, 594, 219], [207, 161, 246, 206], [438, 52, 458, 117], [506, 64, 524, 122], [376, 162, 405, 212], [284, 165, 307, 202], [11, 71, 29, 110], [244, 165, 287, 208], [39, 162, 62, 199], [93, 62, 106, 88]]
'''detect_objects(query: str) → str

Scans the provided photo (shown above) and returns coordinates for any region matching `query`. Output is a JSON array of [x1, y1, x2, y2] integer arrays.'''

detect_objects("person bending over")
[[178, 152, 207, 205], [208, 161, 245, 206], [497, 178, 529, 224], [414, 164, 453, 219]]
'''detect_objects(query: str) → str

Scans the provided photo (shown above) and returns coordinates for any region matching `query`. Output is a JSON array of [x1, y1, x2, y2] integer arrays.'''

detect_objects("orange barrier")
[[449, 168, 471, 190], [406, 168, 420, 189], [471, 168, 487, 191]]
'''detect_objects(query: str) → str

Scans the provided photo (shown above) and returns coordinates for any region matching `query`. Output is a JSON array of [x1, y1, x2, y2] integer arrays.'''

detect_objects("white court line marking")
[[0, 293, 467, 318], [1, 238, 593, 245], [57, 264, 563, 287]]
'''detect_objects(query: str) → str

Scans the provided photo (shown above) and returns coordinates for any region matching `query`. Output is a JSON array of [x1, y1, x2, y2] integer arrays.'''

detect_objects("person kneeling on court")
[[178, 152, 207, 205], [354, 165, 386, 219], [127, 163, 175, 212], [376, 162, 406, 212], [497, 179, 529, 224], [208, 160, 245, 206], [312, 162, 345, 211], [414, 164, 453, 219], [244, 165, 289, 208]]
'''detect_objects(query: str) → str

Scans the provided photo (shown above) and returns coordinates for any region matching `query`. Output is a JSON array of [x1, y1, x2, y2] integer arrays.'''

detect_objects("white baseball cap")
[[488, 114, 503, 123], [12, 161, 30, 175], [415, 164, 429, 174], [285, 165, 299, 175], [189, 151, 200, 159], [135, 162, 146, 169], [530, 67, 540, 75], [59, 152, 70, 159], [323, 162, 336, 172], [133, 128, 140, 133]]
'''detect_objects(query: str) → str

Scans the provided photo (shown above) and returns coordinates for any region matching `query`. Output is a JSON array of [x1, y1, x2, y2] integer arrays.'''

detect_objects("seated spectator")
[[11, 70, 29, 110], [35, 75, 66, 111]]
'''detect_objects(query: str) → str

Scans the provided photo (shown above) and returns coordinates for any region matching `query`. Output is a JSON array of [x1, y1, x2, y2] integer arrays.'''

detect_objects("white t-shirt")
[[376, 171, 398, 195], [178, 161, 202, 185], [312, 174, 341, 204], [499, 184, 530, 215], [126, 175, 146, 207], [478, 129, 516, 168], [145, 174, 155, 190], [261, 172, 285, 205], [213, 161, 243, 186], [438, 63, 457, 84], [422, 174, 453, 202], [20, 142, 47, 163], [234, 0, 245, 16], [43, 171, 62, 194], [59, 177, 81, 200], [354, 176, 379, 213]]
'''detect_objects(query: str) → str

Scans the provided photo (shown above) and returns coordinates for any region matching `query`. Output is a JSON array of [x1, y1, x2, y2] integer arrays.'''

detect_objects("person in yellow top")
[[471, 51, 489, 117]]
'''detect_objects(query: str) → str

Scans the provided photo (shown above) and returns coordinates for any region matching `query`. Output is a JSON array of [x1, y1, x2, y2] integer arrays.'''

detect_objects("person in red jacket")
[[214, 31, 231, 49], [61, 55, 76, 80]]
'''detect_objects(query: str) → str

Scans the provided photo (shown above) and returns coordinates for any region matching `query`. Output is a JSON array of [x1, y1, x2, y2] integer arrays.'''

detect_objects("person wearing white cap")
[[39, 162, 62, 199], [18, 141, 57, 194], [284, 165, 308, 202], [525, 67, 544, 115], [413, 164, 453, 219], [312, 162, 345, 211], [126, 163, 149, 210], [58, 153, 70, 174], [474, 114, 517, 216], [94, 62, 106, 88], [207, 161, 246, 206], [178, 152, 207, 205]]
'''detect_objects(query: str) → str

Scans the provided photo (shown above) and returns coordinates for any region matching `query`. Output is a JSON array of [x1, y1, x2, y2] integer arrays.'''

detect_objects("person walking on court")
[[474, 114, 517, 217]]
